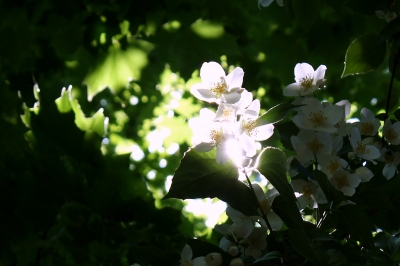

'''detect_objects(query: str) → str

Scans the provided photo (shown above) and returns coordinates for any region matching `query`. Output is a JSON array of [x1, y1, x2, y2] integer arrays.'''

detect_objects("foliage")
[[2, 0, 400, 265]]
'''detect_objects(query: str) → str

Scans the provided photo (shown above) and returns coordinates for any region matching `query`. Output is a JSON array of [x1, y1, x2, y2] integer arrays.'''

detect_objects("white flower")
[[291, 179, 327, 209], [258, 0, 283, 7], [319, 154, 348, 178], [291, 129, 332, 164], [230, 258, 244, 266], [329, 169, 361, 196], [292, 98, 343, 133], [349, 127, 380, 164], [239, 100, 274, 157], [283, 63, 327, 97], [205, 253, 222, 266], [383, 118, 400, 145], [379, 148, 400, 180], [375, 10, 397, 22], [251, 183, 283, 230], [192, 108, 235, 165], [355, 166, 374, 182], [353, 108, 380, 136], [181, 245, 207, 266], [191, 62, 243, 104], [240, 227, 267, 259]]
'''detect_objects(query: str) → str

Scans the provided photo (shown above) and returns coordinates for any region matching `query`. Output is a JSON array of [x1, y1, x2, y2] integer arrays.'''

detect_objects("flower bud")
[[228, 246, 239, 256], [348, 152, 356, 160], [205, 253, 222, 266], [230, 258, 244, 266]]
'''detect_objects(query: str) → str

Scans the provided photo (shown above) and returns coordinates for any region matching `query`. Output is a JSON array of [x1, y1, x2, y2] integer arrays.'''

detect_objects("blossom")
[[239, 100, 274, 157], [319, 154, 347, 177], [292, 98, 343, 133], [230, 258, 244, 266], [291, 179, 327, 208], [180, 245, 207, 266], [240, 227, 267, 259], [375, 10, 397, 22], [383, 118, 400, 145], [258, 0, 283, 7], [291, 129, 332, 164], [349, 127, 380, 164], [379, 148, 400, 180], [283, 63, 327, 97], [251, 183, 283, 230], [204, 253, 222, 266], [191, 62, 243, 104], [329, 169, 361, 196], [191, 108, 235, 165], [353, 108, 380, 136]]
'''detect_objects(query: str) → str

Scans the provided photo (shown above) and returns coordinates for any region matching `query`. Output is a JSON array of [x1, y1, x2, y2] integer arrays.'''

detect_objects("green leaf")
[[325, 249, 347, 266], [256, 147, 296, 202], [253, 251, 282, 264], [289, 229, 321, 265], [164, 149, 259, 216], [55, 86, 72, 113], [71, 98, 106, 137], [84, 43, 151, 101], [257, 103, 300, 126], [292, 0, 320, 30], [131, 245, 179, 266], [275, 121, 299, 151], [272, 195, 304, 230], [374, 232, 400, 262], [341, 33, 386, 78], [331, 204, 374, 248]]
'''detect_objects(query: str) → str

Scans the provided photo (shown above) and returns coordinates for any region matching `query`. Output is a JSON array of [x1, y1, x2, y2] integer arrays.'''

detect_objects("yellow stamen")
[[259, 198, 271, 213], [327, 159, 341, 174], [360, 122, 374, 135], [220, 106, 235, 121], [301, 186, 313, 198], [309, 111, 327, 127], [209, 129, 223, 147], [306, 138, 323, 153], [386, 128, 398, 142], [335, 175, 350, 189], [210, 77, 228, 98], [356, 141, 370, 155], [298, 74, 313, 91], [244, 119, 258, 137]]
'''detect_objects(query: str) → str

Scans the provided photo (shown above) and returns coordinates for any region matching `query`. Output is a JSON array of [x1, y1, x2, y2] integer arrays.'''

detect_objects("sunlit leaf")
[[71, 98, 106, 137], [84, 43, 150, 101], [164, 149, 259, 216], [258, 103, 300, 126], [55, 86, 72, 113], [256, 147, 296, 202], [341, 33, 386, 78]]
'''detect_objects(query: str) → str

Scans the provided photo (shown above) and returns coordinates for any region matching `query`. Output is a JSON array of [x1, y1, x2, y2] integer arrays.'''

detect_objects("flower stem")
[[242, 170, 281, 250]]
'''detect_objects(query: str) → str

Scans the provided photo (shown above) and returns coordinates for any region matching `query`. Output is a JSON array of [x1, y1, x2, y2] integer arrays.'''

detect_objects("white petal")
[[324, 105, 343, 125], [226, 206, 244, 222], [313, 187, 327, 204], [181, 245, 193, 261], [253, 124, 274, 141], [360, 108, 375, 122], [222, 91, 242, 104], [383, 164, 396, 180], [193, 256, 207, 266], [240, 133, 256, 157], [259, 0, 273, 7], [276, 0, 284, 6], [313, 65, 327, 85], [219, 237, 231, 251], [283, 83, 302, 96], [247, 100, 261, 117], [216, 143, 230, 164], [336, 99, 351, 118], [355, 167, 373, 182], [234, 89, 253, 109], [194, 142, 214, 152], [341, 186, 355, 196], [200, 62, 225, 85], [291, 179, 308, 193], [225, 67, 244, 89]]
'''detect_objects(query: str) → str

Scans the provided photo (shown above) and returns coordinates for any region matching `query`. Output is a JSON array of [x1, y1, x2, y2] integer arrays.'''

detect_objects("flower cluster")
[[183, 61, 400, 265], [190, 62, 274, 165]]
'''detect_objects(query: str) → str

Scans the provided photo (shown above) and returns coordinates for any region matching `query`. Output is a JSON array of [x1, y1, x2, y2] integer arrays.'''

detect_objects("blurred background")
[[0, 0, 397, 264]]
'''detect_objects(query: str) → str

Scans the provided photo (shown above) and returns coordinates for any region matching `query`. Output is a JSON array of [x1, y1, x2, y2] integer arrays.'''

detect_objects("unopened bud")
[[348, 152, 356, 160], [228, 246, 239, 256], [205, 253, 222, 266], [230, 258, 244, 266]]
